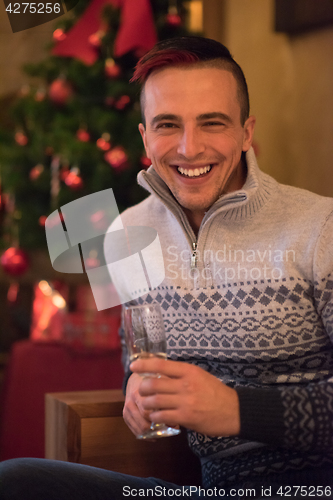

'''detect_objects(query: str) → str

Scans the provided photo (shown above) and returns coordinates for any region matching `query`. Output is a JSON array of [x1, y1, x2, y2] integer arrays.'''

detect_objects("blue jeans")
[[0, 458, 332, 499]]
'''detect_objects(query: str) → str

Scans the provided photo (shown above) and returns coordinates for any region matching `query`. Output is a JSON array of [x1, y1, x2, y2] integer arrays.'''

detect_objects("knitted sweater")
[[107, 148, 333, 487]]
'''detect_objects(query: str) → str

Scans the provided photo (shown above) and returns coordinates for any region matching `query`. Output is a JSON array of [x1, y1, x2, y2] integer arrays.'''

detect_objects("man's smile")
[[170, 163, 216, 180], [176, 164, 212, 177]]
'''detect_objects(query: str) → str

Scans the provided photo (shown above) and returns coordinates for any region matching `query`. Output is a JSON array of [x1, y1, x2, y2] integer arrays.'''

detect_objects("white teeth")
[[177, 165, 212, 177]]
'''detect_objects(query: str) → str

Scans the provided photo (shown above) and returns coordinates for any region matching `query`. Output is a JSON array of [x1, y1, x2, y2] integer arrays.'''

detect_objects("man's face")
[[139, 66, 255, 225]]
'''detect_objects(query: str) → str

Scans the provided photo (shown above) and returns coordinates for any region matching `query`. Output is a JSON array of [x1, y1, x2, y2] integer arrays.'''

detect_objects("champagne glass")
[[123, 303, 181, 439]]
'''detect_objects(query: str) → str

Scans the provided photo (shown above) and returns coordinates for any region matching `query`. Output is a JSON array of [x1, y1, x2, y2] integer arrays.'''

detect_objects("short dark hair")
[[131, 36, 250, 126]]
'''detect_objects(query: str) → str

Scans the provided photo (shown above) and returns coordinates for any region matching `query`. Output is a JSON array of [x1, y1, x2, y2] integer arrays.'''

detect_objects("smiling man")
[[137, 64, 254, 233], [0, 36, 332, 500], [121, 36, 333, 495]]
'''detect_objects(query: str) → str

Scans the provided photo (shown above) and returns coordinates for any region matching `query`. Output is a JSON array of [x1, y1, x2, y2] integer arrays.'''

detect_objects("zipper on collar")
[[191, 242, 197, 269]]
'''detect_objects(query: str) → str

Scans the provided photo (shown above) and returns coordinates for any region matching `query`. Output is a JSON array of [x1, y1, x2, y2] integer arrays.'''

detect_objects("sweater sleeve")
[[237, 210, 333, 452], [236, 379, 333, 452]]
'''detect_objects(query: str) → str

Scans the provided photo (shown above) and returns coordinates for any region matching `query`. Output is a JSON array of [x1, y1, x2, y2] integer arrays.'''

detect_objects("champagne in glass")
[[123, 303, 181, 439]]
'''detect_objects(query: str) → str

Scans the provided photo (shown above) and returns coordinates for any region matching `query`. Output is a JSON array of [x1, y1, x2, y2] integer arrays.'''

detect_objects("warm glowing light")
[[39, 280, 52, 296], [185, 0, 203, 32], [52, 294, 66, 309]]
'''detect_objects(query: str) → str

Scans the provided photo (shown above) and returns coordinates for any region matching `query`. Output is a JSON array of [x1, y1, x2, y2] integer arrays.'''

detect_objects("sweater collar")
[[137, 147, 276, 223]]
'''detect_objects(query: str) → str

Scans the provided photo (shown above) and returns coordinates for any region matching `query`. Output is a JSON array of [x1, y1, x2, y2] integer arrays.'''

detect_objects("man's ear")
[[138, 123, 149, 157], [242, 115, 256, 152]]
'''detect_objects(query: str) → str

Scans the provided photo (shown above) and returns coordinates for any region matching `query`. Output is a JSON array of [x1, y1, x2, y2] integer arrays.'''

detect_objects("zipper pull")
[[191, 242, 197, 269]]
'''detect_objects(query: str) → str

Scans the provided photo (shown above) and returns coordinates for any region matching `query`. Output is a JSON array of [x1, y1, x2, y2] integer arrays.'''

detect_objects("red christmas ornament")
[[0, 248, 30, 277], [90, 210, 108, 231], [65, 170, 83, 190], [85, 254, 100, 270], [53, 28, 67, 42], [38, 215, 47, 226], [29, 164, 44, 181], [96, 133, 111, 151], [115, 95, 131, 110], [35, 89, 46, 102], [88, 30, 105, 48], [166, 13, 182, 26], [49, 78, 73, 105], [15, 131, 28, 146], [76, 129, 90, 142], [166, 6, 182, 27], [140, 155, 151, 168], [104, 146, 128, 171], [105, 58, 121, 79]]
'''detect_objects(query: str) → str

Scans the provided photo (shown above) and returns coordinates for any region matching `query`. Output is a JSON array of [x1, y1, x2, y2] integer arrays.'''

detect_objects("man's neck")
[[182, 208, 205, 237]]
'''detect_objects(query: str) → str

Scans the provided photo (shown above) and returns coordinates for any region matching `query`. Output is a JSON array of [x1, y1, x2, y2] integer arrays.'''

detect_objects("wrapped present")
[[30, 281, 121, 351], [30, 281, 67, 342]]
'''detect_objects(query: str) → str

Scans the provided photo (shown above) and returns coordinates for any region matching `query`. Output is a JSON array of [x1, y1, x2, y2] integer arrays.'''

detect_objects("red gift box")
[[30, 281, 67, 342], [30, 282, 121, 351]]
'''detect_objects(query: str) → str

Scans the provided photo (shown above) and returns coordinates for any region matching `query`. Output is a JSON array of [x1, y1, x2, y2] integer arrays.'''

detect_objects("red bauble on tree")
[[53, 28, 66, 42], [88, 30, 105, 48], [49, 78, 73, 105], [114, 95, 131, 110], [0, 247, 30, 277], [105, 58, 121, 79], [15, 131, 28, 146], [76, 129, 90, 142], [166, 6, 182, 27], [64, 168, 83, 190], [96, 133, 111, 151], [38, 215, 47, 227], [29, 164, 44, 181], [35, 88, 46, 102], [104, 146, 128, 171]]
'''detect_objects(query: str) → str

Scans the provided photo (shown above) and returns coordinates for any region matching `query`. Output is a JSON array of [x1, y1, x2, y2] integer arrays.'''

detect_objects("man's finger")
[[130, 357, 186, 378]]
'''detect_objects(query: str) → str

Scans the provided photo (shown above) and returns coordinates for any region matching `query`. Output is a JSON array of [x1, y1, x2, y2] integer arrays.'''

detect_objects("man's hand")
[[122, 372, 153, 437], [129, 358, 240, 437]]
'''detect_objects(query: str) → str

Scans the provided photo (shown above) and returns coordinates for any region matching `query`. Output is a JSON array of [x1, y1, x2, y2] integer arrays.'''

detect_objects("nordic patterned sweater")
[[107, 148, 333, 488]]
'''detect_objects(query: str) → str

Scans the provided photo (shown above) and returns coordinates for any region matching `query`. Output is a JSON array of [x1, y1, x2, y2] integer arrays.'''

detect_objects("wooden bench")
[[45, 389, 201, 485]]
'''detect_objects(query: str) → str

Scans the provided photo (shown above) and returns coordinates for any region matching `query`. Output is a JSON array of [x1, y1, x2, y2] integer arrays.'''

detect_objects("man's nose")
[[176, 126, 204, 159]]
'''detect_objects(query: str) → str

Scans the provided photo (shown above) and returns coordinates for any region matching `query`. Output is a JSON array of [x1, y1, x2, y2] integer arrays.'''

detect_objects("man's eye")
[[156, 123, 176, 129], [204, 121, 225, 127]]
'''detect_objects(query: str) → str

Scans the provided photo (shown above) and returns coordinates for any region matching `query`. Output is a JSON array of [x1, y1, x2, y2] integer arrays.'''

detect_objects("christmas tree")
[[0, 0, 198, 274]]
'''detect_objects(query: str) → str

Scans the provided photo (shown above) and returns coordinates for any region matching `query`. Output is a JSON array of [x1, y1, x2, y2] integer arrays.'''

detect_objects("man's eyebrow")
[[150, 114, 180, 126], [197, 112, 233, 123]]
